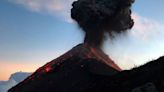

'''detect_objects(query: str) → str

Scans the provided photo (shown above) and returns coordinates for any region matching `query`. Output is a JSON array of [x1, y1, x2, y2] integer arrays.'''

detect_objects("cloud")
[[0, 72, 31, 92], [104, 13, 164, 70], [131, 13, 164, 41], [0, 79, 17, 92], [8, 0, 76, 22]]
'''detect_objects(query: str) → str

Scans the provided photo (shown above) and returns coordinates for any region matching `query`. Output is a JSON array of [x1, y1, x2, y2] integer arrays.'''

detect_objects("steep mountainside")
[[85, 56, 164, 92], [8, 44, 121, 92]]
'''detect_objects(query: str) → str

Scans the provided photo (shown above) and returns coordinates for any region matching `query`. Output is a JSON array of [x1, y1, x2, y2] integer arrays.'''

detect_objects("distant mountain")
[[0, 72, 31, 92], [8, 43, 121, 92], [9, 72, 32, 83]]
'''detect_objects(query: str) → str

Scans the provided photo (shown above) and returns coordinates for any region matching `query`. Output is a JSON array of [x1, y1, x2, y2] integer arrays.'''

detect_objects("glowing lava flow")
[[45, 67, 52, 72]]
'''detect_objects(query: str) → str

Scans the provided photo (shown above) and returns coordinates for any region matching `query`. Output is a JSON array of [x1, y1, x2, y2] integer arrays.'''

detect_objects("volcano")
[[8, 44, 121, 92]]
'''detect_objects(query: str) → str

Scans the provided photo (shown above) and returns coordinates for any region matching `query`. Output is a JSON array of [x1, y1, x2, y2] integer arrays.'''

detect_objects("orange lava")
[[45, 67, 52, 72]]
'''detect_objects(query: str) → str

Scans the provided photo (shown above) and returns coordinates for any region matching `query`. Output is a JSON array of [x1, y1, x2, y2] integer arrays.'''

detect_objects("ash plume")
[[71, 0, 135, 48]]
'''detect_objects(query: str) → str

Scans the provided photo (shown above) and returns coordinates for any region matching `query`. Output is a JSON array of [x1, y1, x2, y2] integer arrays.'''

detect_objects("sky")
[[0, 0, 164, 80]]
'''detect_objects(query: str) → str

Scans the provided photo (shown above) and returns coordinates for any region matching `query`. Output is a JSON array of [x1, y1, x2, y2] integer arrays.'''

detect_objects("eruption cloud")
[[71, 0, 135, 48]]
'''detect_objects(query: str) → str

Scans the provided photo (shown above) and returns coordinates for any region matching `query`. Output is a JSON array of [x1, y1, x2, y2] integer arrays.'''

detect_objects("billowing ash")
[[71, 0, 135, 48]]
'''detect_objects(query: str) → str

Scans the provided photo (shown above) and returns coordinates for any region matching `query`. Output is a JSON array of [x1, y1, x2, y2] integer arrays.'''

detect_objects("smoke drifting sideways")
[[71, 0, 135, 48]]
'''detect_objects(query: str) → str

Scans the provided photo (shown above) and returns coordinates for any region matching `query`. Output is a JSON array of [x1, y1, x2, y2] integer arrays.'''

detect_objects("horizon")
[[0, 0, 164, 80]]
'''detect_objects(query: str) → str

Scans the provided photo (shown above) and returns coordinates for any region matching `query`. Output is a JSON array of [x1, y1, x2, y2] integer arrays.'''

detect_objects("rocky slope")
[[8, 44, 121, 92]]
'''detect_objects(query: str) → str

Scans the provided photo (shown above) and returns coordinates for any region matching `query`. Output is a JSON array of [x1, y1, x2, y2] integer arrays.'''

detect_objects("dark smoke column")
[[71, 0, 135, 48]]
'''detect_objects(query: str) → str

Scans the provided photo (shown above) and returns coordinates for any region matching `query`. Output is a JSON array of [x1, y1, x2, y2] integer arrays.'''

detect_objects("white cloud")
[[0, 79, 17, 92], [0, 72, 31, 92], [104, 13, 164, 70], [9, 0, 76, 22], [131, 13, 164, 41]]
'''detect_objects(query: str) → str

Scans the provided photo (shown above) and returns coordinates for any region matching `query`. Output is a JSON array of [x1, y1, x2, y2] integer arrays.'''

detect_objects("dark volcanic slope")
[[8, 44, 121, 92], [115, 56, 164, 92], [86, 56, 164, 92]]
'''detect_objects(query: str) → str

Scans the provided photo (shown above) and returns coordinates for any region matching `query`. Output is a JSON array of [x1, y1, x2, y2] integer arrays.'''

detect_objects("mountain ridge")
[[8, 43, 121, 92]]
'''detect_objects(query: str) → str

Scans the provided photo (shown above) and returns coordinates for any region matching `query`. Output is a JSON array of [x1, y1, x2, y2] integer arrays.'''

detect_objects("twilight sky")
[[0, 0, 164, 80]]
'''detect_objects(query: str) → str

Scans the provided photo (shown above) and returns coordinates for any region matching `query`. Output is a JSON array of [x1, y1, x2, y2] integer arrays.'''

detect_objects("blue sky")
[[133, 0, 164, 23], [0, 0, 164, 80]]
